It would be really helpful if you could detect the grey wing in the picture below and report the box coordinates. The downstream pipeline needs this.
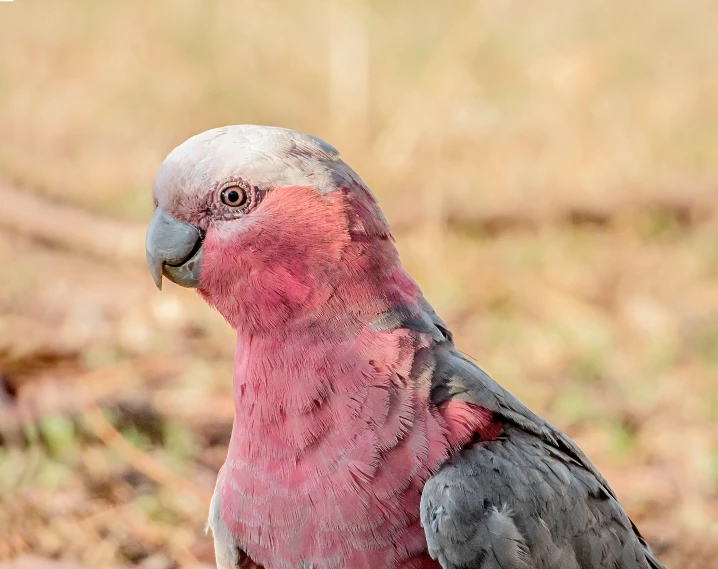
[420,341,665,569]
[371,297,666,569]
[421,426,659,569]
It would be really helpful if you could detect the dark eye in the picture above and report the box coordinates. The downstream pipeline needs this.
[221,186,248,207]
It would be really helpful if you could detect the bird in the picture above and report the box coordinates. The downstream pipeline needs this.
[145,125,666,569]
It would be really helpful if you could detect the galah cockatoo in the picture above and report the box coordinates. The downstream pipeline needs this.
[145,126,666,569]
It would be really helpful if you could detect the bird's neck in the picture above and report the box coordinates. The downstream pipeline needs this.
[224,256,431,459]
[228,263,419,421]
[225,320,389,463]
[219,304,498,569]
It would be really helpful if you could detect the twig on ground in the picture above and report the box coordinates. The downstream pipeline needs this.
[0,180,145,266]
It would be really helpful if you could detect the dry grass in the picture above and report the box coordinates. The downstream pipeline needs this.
[0,1,717,568]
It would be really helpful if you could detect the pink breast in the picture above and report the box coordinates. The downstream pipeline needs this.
[218,327,499,569]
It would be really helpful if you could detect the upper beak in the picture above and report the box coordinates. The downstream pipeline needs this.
[145,207,203,290]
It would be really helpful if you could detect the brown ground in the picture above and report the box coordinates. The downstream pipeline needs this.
[0,1,717,568]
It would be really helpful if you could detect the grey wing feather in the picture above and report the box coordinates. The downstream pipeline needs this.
[421,427,662,569]
[378,298,666,569]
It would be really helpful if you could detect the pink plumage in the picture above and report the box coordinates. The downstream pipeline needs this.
[196,183,498,568]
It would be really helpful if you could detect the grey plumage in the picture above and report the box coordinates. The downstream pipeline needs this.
[403,299,667,569]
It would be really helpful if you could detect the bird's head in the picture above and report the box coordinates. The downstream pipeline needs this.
[146,125,416,333]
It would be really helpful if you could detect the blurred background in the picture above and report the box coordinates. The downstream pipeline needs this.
[0,1,717,568]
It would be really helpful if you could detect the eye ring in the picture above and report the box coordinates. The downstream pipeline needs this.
[220,186,249,208]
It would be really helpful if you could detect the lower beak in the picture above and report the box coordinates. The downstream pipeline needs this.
[145,207,203,290]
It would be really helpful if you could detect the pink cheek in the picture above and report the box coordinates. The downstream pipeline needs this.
[197,231,245,289]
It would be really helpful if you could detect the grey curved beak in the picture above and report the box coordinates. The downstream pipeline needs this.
[145,207,203,290]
